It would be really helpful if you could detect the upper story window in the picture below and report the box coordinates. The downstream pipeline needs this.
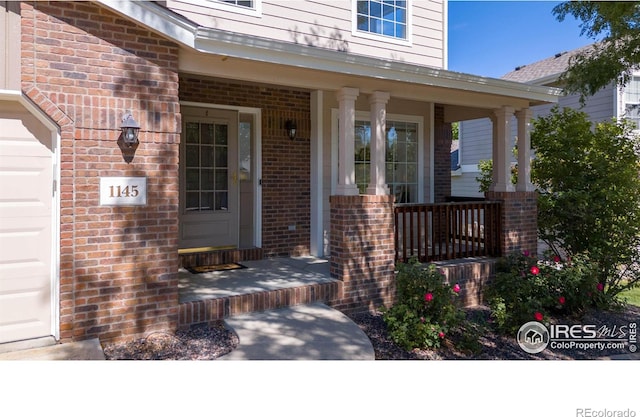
[210,0,262,16]
[221,0,253,8]
[356,0,408,40]
[623,76,640,129]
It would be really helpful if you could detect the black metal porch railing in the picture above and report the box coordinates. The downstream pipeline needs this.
[394,201,502,262]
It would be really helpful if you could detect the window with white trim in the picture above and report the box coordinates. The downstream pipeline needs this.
[623,75,640,128]
[221,0,253,8]
[354,119,419,203]
[356,0,408,40]
[208,0,262,16]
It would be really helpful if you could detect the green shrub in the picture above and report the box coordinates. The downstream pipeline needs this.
[532,107,640,297]
[486,251,612,334]
[382,260,464,350]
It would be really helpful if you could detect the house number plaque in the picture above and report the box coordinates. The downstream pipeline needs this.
[100,177,147,206]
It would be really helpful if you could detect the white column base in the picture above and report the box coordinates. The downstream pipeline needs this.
[336,184,360,196]
[366,185,390,195]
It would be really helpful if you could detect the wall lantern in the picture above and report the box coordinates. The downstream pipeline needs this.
[285,119,297,140]
[120,112,140,147]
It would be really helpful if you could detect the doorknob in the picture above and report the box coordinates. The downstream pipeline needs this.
[232,171,238,185]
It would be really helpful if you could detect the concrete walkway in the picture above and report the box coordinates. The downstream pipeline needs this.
[0,338,105,360]
[0,303,375,360]
[220,303,375,360]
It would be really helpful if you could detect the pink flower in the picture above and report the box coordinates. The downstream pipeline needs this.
[553,256,561,263]
[453,283,461,294]
[558,296,566,305]
[438,331,445,339]
[534,311,544,321]
[530,266,540,275]
[523,250,530,257]
[597,283,604,292]
[424,293,433,302]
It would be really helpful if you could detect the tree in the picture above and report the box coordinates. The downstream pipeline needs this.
[532,107,640,297]
[553,1,640,101]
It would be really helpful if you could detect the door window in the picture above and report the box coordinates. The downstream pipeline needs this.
[184,121,229,212]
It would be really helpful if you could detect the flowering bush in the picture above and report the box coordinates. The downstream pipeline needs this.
[382,259,464,350]
[486,251,608,334]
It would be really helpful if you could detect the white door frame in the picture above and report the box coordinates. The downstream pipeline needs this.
[0,90,60,341]
[180,101,262,248]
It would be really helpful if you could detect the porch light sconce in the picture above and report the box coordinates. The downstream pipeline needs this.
[285,119,297,140]
[120,112,141,148]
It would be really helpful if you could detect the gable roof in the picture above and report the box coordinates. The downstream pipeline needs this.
[501,43,596,84]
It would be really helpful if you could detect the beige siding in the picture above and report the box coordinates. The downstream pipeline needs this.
[1,1,21,90]
[166,0,445,68]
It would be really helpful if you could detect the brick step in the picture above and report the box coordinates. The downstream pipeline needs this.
[178,280,343,328]
[179,247,263,269]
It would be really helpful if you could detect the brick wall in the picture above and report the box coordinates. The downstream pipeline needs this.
[433,104,452,203]
[179,76,311,257]
[485,191,538,256]
[435,258,497,306]
[22,1,181,343]
[328,194,396,314]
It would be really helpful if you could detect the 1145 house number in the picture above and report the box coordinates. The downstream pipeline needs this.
[108,184,140,198]
[100,177,147,206]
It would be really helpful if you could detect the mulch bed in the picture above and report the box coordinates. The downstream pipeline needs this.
[102,305,640,360]
[350,304,640,360]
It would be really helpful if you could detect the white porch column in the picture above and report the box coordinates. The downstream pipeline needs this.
[367,91,390,195]
[490,106,515,192]
[335,87,360,196]
[516,108,534,192]
[310,90,324,257]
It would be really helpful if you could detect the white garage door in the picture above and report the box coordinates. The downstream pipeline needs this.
[0,102,55,344]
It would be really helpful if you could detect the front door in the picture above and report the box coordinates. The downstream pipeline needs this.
[179,107,239,249]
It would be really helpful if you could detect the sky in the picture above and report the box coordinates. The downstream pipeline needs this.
[447,1,600,78]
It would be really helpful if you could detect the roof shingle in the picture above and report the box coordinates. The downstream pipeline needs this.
[501,43,595,84]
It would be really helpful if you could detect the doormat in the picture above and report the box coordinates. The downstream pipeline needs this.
[186,263,247,274]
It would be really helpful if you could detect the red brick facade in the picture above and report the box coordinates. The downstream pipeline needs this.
[13,1,532,345]
[22,1,181,342]
[329,195,396,314]
[433,104,452,203]
[485,191,538,256]
[436,258,497,306]
[179,76,312,257]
